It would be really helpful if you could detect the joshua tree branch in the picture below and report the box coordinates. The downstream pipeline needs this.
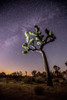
[29,45,39,52]
[40,36,55,50]
[31,45,37,49]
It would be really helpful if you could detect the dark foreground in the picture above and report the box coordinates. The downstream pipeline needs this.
[0,81,67,100]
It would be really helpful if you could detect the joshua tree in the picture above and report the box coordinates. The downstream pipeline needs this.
[31,70,37,77]
[0,72,6,77]
[65,61,67,66]
[53,65,60,76]
[25,71,27,76]
[22,25,56,86]
[37,71,41,76]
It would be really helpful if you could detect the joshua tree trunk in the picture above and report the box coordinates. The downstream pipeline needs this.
[41,50,53,86]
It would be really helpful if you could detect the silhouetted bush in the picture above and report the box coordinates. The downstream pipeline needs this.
[35,76,45,83]
[24,77,32,84]
[34,86,44,95]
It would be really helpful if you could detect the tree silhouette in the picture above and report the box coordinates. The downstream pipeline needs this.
[31,70,37,77]
[25,71,27,76]
[37,71,41,76]
[22,25,56,86]
[0,72,6,77]
[65,61,67,66]
[11,71,22,76]
[53,65,60,77]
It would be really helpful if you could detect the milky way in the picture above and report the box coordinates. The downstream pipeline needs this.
[0,0,67,74]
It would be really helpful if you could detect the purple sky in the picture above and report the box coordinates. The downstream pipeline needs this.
[0,0,67,74]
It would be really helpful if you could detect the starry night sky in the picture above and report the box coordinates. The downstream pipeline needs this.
[0,0,67,75]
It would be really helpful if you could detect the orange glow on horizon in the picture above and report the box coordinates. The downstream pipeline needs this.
[0,69,32,76]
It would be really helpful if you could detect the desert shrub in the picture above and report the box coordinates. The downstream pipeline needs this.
[24,77,32,84]
[53,79,59,83]
[35,76,45,83]
[34,86,44,95]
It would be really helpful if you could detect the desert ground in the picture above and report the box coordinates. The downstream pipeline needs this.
[0,79,67,100]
